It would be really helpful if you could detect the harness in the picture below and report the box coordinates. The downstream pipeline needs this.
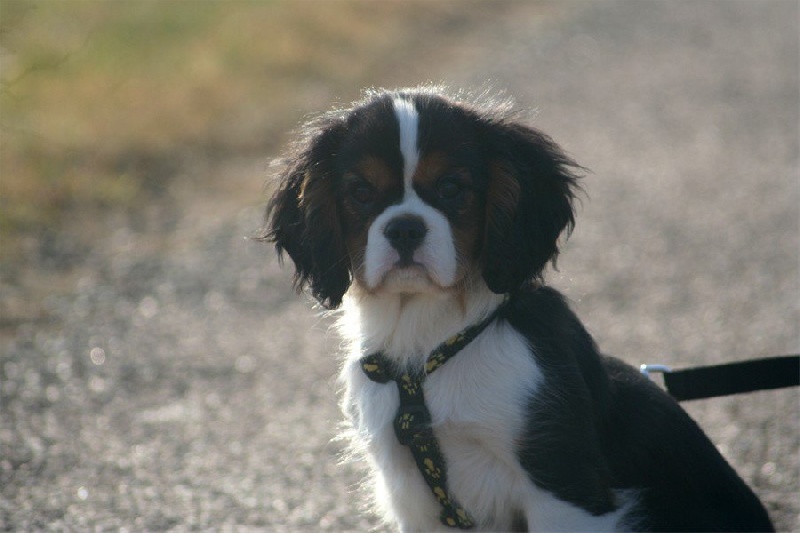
[359,305,505,529]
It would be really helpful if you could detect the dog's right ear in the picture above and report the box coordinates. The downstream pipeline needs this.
[261,118,352,309]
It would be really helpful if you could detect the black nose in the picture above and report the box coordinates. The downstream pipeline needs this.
[384,215,427,258]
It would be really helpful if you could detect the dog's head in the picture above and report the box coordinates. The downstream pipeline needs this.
[264,88,581,309]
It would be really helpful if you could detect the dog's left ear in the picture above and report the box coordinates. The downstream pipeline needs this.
[482,120,581,294]
[262,120,352,309]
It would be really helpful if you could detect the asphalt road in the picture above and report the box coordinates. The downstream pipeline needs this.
[2,1,797,531]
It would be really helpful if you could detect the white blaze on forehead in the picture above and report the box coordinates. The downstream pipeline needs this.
[392,96,420,189]
[362,97,459,292]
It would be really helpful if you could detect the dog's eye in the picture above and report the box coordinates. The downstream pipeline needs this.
[348,181,376,205]
[436,176,464,200]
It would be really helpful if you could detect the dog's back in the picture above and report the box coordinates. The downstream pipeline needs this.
[508,286,773,532]
[602,357,773,531]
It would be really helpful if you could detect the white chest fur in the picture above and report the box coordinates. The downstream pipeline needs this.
[341,318,544,530]
[339,303,638,532]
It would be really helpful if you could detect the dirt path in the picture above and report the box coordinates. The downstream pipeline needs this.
[2,2,797,531]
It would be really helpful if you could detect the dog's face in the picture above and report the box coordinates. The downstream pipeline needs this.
[266,88,580,308]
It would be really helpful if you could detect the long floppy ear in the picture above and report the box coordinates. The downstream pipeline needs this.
[262,120,351,309]
[482,121,581,293]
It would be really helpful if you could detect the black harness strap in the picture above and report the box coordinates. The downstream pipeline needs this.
[360,306,504,530]
[660,355,800,401]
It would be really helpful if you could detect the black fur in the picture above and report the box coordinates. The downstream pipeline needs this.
[504,286,774,531]
[264,116,352,308]
[480,121,581,293]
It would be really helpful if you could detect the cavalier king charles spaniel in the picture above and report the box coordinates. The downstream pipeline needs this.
[263,87,772,532]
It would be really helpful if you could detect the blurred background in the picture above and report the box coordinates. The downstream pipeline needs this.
[1,1,797,530]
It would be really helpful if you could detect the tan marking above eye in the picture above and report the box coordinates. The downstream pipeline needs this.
[412,152,474,197]
[411,152,452,188]
[352,156,396,190]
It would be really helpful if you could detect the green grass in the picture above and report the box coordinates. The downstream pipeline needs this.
[0,0,485,248]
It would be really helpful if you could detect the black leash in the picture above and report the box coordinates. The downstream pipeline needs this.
[641,354,800,401]
[360,306,505,530]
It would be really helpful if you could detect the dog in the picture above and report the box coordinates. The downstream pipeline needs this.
[263,87,773,531]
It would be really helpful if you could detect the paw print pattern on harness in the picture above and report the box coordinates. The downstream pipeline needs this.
[358,305,505,529]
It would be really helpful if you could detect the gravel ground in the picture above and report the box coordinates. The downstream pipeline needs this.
[2,1,797,531]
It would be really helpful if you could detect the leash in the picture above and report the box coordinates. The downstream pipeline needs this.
[360,305,505,529]
[640,354,800,401]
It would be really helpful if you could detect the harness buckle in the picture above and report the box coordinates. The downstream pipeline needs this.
[394,404,433,446]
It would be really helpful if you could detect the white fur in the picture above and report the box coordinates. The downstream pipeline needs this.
[363,195,459,291]
[392,96,420,186]
[362,98,459,292]
[338,286,638,531]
